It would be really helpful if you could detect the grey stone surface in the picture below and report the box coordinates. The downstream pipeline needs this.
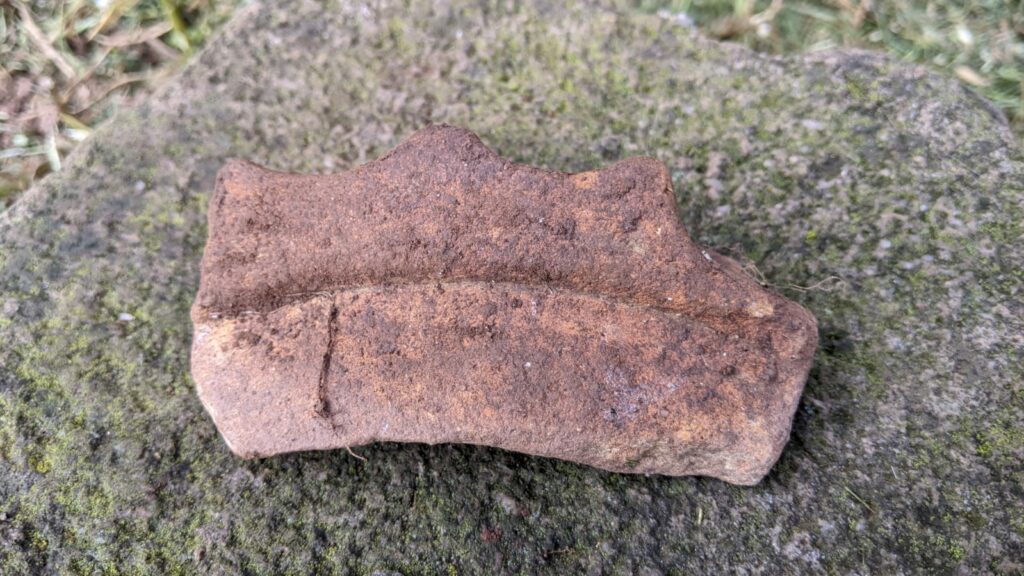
[0,1,1021,573]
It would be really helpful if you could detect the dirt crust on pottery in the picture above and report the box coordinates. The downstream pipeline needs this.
[190,125,817,485]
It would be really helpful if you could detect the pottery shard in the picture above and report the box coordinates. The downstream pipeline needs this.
[190,125,817,485]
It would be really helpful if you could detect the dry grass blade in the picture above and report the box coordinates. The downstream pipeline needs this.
[70,71,153,116]
[87,0,141,41]
[833,0,872,28]
[750,0,784,27]
[145,38,182,63]
[97,22,174,48]
[955,65,991,87]
[785,276,847,295]
[345,446,368,462]
[15,1,78,79]
[58,46,116,103]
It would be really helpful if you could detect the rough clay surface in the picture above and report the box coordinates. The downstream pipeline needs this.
[1,1,1022,574]
[191,126,818,485]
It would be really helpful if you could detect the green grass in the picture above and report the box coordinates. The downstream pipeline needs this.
[1,0,1022,207]
[645,0,1024,126]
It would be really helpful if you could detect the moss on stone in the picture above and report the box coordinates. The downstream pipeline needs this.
[0,1,1021,573]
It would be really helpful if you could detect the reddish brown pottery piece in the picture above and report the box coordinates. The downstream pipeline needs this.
[190,125,818,485]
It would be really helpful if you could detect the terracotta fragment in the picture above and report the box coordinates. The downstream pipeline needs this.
[190,125,817,485]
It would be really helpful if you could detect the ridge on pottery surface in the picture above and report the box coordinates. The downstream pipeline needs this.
[190,125,818,485]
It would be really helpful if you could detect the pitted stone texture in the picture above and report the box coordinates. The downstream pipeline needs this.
[191,126,817,485]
